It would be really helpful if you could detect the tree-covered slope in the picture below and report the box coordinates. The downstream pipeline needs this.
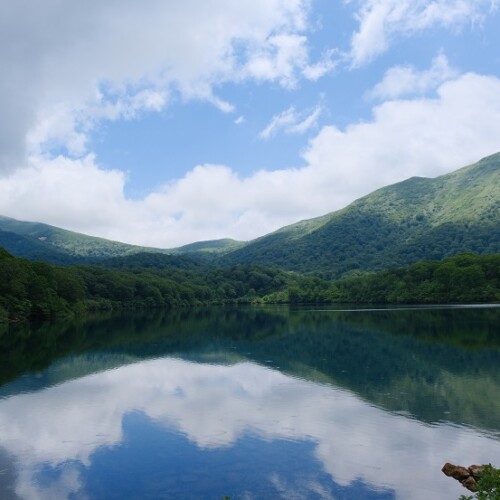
[0,245,322,322]
[0,229,81,264]
[220,153,500,277]
[100,252,209,272]
[169,238,246,256]
[0,215,165,263]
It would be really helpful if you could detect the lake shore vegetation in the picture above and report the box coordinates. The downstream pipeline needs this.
[0,246,498,323]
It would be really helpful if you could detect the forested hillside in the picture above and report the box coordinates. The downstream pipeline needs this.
[0,247,336,322]
[0,215,165,263]
[336,253,500,304]
[219,153,500,277]
[168,238,245,255]
[1,246,497,325]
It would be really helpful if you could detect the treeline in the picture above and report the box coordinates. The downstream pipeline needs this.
[335,253,500,304]
[242,253,499,304]
[0,248,498,324]
[0,247,328,322]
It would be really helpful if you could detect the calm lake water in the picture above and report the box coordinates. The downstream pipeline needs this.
[0,305,499,500]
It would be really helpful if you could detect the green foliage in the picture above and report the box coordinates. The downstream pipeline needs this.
[0,215,166,264]
[219,153,500,277]
[0,304,8,324]
[102,252,207,271]
[0,247,306,320]
[337,253,499,304]
[460,465,500,500]
[170,238,245,255]
[0,241,497,325]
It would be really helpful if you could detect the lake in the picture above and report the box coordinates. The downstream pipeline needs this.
[0,305,499,499]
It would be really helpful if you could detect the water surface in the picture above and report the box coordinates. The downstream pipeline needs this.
[0,305,499,499]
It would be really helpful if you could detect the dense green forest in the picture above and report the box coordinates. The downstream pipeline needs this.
[0,246,498,324]
[0,246,335,322]
[336,253,500,304]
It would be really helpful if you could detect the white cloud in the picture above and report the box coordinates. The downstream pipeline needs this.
[290,106,322,134]
[302,72,500,195]
[0,73,498,247]
[0,0,320,174]
[302,49,339,80]
[260,105,322,140]
[242,35,338,85]
[242,34,310,88]
[349,0,500,66]
[0,155,133,234]
[260,107,298,139]
[2,2,498,249]
[369,54,458,99]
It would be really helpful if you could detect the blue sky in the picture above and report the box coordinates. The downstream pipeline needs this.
[0,0,499,247]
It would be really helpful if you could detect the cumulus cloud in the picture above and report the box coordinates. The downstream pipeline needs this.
[1,1,498,248]
[243,38,337,85]
[302,73,500,193]
[349,0,500,66]
[0,0,320,174]
[368,53,458,99]
[0,155,134,235]
[242,34,310,88]
[0,73,498,248]
[1,73,500,246]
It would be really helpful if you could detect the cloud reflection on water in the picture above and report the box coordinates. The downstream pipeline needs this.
[0,357,498,499]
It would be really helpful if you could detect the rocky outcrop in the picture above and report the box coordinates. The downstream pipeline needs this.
[442,463,485,492]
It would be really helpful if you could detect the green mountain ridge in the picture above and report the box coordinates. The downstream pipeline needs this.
[0,215,167,263]
[0,153,499,276]
[219,153,500,277]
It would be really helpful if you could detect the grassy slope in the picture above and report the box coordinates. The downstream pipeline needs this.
[220,153,500,277]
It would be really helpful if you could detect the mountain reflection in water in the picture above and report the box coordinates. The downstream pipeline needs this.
[0,305,499,499]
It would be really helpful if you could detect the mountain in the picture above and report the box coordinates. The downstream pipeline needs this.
[218,153,500,277]
[0,215,241,265]
[0,216,166,264]
[1,153,499,274]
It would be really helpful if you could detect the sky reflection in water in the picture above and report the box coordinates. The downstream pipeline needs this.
[0,306,499,499]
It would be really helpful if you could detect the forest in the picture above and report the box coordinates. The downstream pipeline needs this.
[0,246,498,324]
